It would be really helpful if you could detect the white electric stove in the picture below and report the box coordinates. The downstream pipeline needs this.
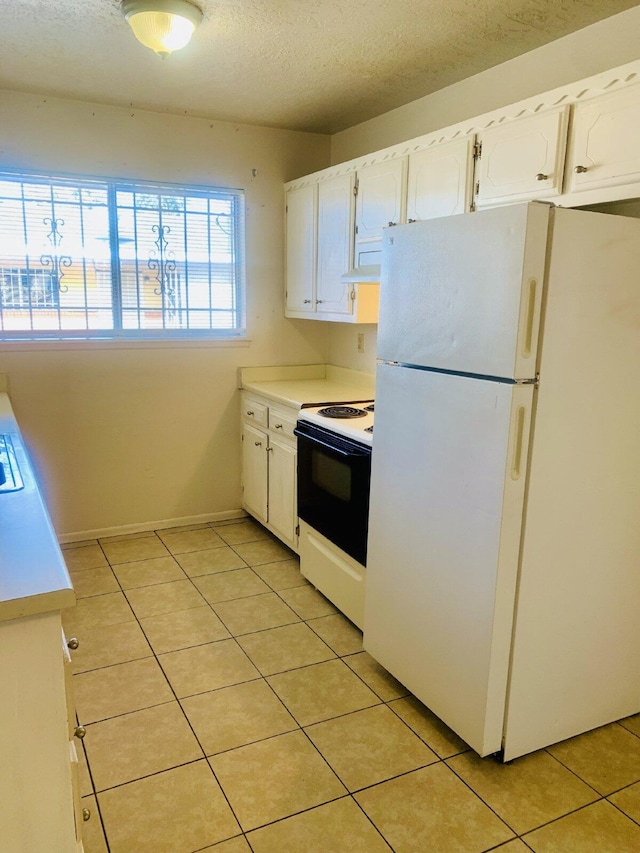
[294,400,375,628]
[297,402,374,446]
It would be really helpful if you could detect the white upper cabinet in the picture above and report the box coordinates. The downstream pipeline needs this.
[354,157,407,267]
[316,173,355,316]
[284,64,640,323]
[475,106,570,207]
[406,138,475,221]
[566,84,640,194]
[285,184,316,315]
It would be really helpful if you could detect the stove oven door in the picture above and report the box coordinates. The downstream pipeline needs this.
[294,421,372,566]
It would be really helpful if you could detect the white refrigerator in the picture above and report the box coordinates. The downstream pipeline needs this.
[364,202,640,761]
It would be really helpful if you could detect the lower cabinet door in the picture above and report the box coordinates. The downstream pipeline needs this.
[267,436,297,546]
[242,423,268,524]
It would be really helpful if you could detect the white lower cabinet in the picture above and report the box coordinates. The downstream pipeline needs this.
[0,612,85,852]
[241,421,269,524]
[265,435,297,546]
[241,393,298,551]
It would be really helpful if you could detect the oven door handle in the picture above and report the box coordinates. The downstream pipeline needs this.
[293,426,370,458]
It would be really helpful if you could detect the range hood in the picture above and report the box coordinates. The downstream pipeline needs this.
[341,264,380,283]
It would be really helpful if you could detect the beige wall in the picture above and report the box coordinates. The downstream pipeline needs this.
[331,5,640,163]
[0,91,331,537]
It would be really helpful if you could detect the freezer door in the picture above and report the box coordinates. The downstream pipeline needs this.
[377,202,549,380]
[364,363,534,755]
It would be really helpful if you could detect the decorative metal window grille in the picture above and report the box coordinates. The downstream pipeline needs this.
[0,171,245,339]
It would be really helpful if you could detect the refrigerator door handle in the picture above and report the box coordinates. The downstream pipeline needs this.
[511,406,526,480]
[522,278,537,359]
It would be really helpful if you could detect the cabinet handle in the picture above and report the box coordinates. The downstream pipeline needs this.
[407,218,416,223]
[303,299,312,304]
[274,423,283,429]
[535,173,548,181]
[246,410,254,416]
[574,165,588,174]
[254,441,262,447]
[82,808,91,822]
[74,725,86,740]
[316,299,324,304]
[67,637,79,650]
[388,221,397,226]
[266,447,273,452]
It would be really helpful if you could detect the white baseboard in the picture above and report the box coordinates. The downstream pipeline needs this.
[58,509,248,544]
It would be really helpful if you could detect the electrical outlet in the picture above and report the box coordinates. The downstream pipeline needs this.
[357,332,365,353]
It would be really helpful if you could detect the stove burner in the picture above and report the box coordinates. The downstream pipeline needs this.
[317,405,367,419]
[364,403,375,412]
[365,425,374,433]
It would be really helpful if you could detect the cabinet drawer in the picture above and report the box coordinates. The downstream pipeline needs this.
[242,398,268,427]
[268,408,297,439]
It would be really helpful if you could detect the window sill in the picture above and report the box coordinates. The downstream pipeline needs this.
[0,336,251,352]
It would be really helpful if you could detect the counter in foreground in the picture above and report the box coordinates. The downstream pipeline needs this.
[0,393,75,621]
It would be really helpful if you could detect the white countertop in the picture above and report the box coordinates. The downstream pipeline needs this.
[0,394,75,622]
[239,364,375,409]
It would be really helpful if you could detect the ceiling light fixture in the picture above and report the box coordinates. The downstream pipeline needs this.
[121,0,203,57]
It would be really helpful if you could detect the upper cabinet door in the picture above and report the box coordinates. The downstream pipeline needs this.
[355,158,407,267]
[475,106,570,207]
[285,184,316,315]
[316,173,355,316]
[566,85,640,194]
[406,138,474,222]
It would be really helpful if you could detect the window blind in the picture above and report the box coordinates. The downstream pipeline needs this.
[0,171,245,339]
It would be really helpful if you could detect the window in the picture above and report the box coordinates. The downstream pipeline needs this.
[0,171,245,339]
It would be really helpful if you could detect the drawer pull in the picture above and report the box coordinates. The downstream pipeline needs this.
[535,173,548,181]
[254,441,262,447]
[67,637,79,650]
[274,423,283,429]
[82,808,91,822]
[574,165,588,174]
[246,410,254,416]
[266,447,273,452]
[303,299,312,304]
[74,725,86,740]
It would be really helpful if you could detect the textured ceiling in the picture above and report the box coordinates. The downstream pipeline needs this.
[0,0,637,133]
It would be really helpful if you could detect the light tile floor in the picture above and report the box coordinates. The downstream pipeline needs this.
[62,519,640,853]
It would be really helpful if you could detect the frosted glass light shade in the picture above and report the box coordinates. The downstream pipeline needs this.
[121,0,203,56]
